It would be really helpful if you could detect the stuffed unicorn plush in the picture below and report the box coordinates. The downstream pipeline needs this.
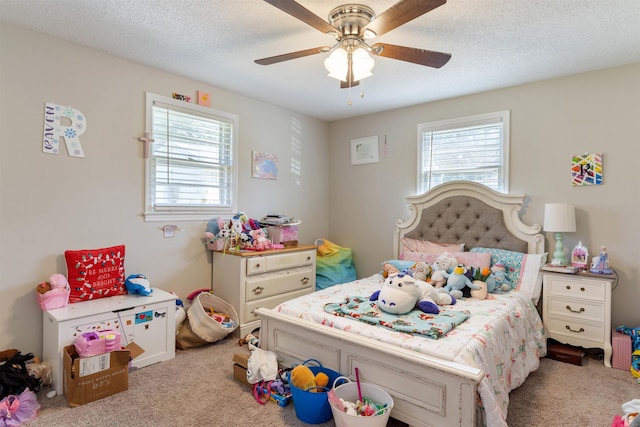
[370,271,455,315]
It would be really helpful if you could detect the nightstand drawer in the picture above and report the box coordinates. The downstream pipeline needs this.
[546,296,605,322]
[547,276,605,301]
[245,266,313,301]
[246,250,314,275]
[244,288,312,322]
[545,315,604,342]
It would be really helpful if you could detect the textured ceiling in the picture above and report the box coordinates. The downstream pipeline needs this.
[2,0,639,121]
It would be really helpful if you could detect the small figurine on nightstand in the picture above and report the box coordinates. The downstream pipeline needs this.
[590,245,613,274]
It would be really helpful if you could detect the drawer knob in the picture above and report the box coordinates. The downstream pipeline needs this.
[255,263,261,268]
[252,286,264,294]
[301,277,310,285]
[565,285,570,290]
[565,305,585,313]
[565,325,585,333]
[581,287,585,292]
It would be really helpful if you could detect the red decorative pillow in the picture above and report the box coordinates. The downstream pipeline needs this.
[65,245,127,303]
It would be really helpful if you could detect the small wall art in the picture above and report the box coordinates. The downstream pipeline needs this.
[350,136,379,165]
[252,151,278,180]
[571,152,603,186]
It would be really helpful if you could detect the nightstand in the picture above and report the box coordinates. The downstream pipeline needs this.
[542,271,615,367]
[211,245,316,337]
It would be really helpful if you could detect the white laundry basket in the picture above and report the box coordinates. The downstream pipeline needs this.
[187,292,238,342]
[329,377,394,427]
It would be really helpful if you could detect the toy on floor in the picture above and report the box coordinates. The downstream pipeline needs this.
[370,271,455,315]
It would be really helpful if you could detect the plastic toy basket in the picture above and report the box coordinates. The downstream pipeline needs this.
[187,292,238,343]
[329,377,394,427]
[289,359,343,424]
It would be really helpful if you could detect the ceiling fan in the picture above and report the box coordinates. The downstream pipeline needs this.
[255,0,452,89]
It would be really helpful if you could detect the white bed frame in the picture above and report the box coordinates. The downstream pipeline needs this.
[256,182,544,427]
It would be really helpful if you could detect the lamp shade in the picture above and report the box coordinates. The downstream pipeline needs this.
[324,48,348,81]
[543,203,576,232]
[351,47,374,81]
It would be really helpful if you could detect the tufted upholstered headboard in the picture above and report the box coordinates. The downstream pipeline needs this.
[393,181,544,259]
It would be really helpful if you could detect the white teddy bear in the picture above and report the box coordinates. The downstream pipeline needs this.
[430,252,457,288]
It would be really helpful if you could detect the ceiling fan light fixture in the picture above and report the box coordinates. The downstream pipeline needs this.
[351,47,374,81]
[324,48,349,81]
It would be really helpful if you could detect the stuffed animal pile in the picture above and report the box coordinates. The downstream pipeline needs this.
[381,251,515,301]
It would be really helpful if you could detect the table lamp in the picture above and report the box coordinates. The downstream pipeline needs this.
[543,203,576,266]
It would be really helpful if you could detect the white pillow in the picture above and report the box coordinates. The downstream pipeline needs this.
[516,253,547,304]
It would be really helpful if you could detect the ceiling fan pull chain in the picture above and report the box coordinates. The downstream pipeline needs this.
[360,80,365,99]
[348,84,353,106]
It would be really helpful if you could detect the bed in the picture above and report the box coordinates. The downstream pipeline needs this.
[255,181,547,427]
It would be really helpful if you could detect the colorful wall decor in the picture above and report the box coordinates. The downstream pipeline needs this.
[43,102,87,157]
[252,151,278,179]
[197,91,211,107]
[571,152,603,186]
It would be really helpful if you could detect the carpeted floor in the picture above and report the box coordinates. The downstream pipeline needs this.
[24,335,638,426]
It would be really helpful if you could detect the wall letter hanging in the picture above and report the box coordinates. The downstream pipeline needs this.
[42,102,87,157]
[571,152,602,186]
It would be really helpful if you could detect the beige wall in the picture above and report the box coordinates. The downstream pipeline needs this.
[0,23,330,354]
[2,21,638,356]
[327,63,640,328]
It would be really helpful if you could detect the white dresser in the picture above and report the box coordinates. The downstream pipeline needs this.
[211,245,316,337]
[542,271,614,367]
[43,288,177,396]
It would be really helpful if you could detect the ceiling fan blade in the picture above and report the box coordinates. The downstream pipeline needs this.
[255,46,330,65]
[364,0,446,37]
[263,0,340,36]
[371,43,451,68]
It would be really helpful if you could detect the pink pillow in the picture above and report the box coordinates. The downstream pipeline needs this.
[401,238,464,255]
[400,251,491,269]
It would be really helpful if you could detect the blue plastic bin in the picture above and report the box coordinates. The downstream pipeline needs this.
[289,359,343,424]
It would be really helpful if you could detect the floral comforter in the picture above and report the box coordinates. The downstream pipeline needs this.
[274,274,547,427]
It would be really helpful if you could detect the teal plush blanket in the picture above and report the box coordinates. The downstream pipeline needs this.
[323,296,470,339]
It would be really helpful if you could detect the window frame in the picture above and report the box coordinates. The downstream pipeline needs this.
[143,92,239,222]
[416,110,510,194]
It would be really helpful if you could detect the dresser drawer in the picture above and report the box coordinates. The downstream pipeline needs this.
[546,276,605,301]
[244,288,312,322]
[246,250,314,275]
[545,315,604,342]
[245,266,313,301]
[546,296,605,322]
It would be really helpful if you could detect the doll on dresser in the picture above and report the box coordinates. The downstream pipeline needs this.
[590,245,612,274]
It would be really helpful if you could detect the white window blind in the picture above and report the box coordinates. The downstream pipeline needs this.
[144,93,238,221]
[417,111,509,193]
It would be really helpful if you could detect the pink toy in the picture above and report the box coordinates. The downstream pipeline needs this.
[35,274,70,310]
[249,228,271,251]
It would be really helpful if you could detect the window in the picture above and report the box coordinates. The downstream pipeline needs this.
[417,111,510,193]
[144,93,238,221]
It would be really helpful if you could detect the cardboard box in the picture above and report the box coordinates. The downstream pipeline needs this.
[63,345,131,406]
[232,353,252,387]
[612,328,632,370]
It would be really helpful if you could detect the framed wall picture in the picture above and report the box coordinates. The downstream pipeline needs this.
[252,151,278,179]
[350,136,379,165]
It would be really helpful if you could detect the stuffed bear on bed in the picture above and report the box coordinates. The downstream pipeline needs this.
[370,271,456,315]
